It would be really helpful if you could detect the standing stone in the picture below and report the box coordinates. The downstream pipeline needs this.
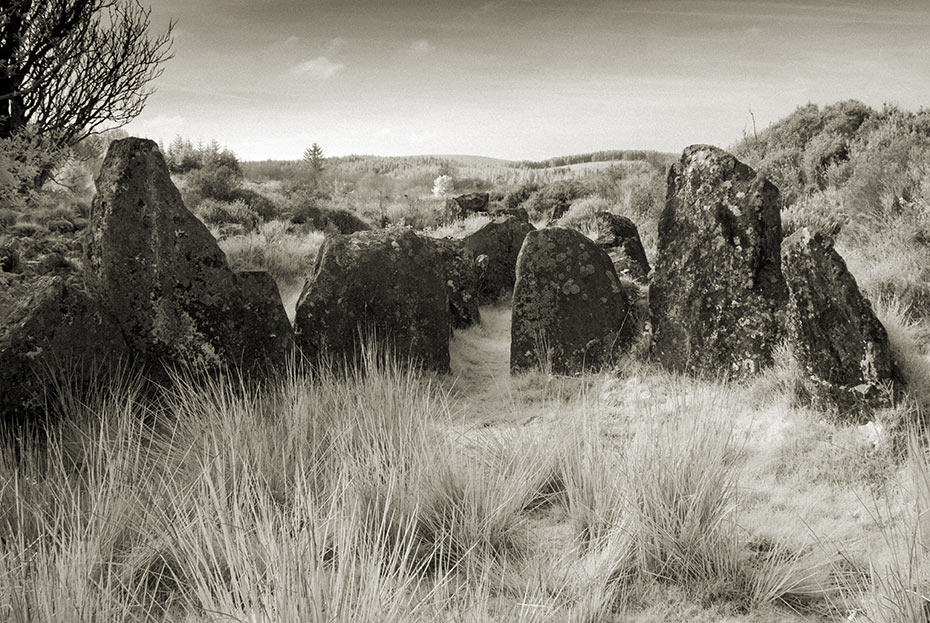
[0,277,130,428]
[429,237,481,329]
[88,137,290,374]
[231,271,295,372]
[511,227,635,374]
[294,228,451,372]
[782,228,902,415]
[650,145,787,380]
[463,215,534,303]
[593,212,651,282]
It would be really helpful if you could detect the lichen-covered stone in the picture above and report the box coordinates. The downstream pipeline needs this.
[511,227,635,374]
[294,228,451,372]
[88,137,287,374]
[462,216,534,303]
[650,145,787,380]
[0,277,130,428]
[782,228,902,416]
[593,212,650,282]
[230,271,295,372]
[428,237,481,329]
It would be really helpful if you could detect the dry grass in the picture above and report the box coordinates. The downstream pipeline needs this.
[1,305,928,621]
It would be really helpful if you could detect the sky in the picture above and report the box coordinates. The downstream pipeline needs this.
[124,0,930,161]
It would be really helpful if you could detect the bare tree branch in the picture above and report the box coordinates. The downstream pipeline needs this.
[0,0,173,156]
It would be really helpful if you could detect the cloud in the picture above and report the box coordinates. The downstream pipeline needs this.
[410,39,433,54]
[290,56,345,79]
[283,35,300,46]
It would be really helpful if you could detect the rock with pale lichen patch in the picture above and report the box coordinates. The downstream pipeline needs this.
[650,145,787,380]
[294,228,451,372]
[511,227,635,374]
[782,227,902,417]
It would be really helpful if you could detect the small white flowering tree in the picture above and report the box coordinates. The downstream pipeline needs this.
[432,174,453,198]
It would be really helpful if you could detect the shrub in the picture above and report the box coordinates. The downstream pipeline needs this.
[290,200,370,234]
[556,195,612,234]
[195,198,260,230]
[522,179,587,220]
[503,182,540,210]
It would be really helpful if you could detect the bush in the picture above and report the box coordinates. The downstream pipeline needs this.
[195,199,260,230]
[522,179,587,220]
[185,161,243,203]
[290,201,370,234]
[503,182,540,210]
[556,195,612,234]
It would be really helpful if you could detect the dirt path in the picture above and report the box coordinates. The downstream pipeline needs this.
[446,304,518,423]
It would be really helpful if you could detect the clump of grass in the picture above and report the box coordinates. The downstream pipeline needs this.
[855,430,930,622]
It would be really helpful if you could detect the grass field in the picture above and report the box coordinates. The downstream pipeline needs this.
[1,304,926,622]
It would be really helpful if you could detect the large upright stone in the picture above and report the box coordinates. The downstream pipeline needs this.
[463,216,534,303]
[782,228,902,416]
[88,137,290,374]
[650,145,787,380]
[429,237,481,329]
[0,277,130,428]
[592,212,650,282]
[294,228,451,372]
[511,227,635,374]
[231,271,295,371]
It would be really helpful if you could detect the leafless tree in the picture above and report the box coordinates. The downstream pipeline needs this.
[0,0,174,149]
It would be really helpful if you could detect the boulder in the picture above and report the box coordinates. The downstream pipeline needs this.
[511,227,635,374]
[88,137,289,374]
[650,145,787,380]
[294,228,450,372]
[429,237,481,329]
[782,228,902,415]
[489,206,530,222]
[462,216,534,303]
[447,192,490,218]
[0,277,130,428]
[592,212,650,281]
[230,271,295,372]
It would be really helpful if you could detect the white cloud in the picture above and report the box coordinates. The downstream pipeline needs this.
[290,56,345,79]
[410,39,433,54]
[327,37,347,53]
[283,35,300,46]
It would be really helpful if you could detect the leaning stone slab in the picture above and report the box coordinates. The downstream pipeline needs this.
[650,145,787,380]
[511,227,635,374]
[294,228,451,372]
[782,228,902,416]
